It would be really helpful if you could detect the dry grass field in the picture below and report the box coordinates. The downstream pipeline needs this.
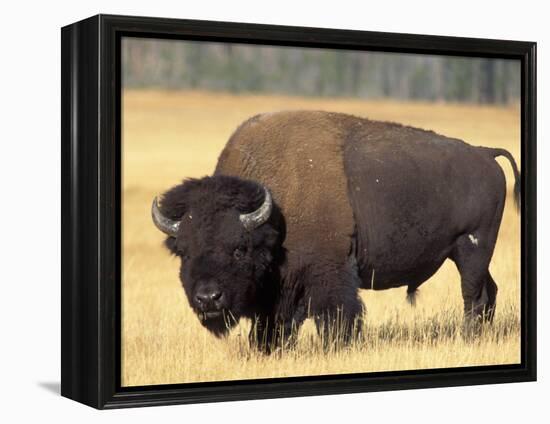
[122,90,520,387]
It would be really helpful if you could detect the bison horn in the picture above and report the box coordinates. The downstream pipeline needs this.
[239,187,272,231]
[151,197,181,237]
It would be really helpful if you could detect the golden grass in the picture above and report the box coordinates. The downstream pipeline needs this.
[122,90,520,386]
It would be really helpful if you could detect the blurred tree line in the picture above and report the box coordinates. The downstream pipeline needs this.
[123,38,520,104]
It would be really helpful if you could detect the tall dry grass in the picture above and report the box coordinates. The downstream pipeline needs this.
[122,90,520,386]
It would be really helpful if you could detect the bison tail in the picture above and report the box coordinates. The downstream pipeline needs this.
[485,147,521,212]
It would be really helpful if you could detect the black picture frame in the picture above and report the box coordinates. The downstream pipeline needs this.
[61,14,537,409]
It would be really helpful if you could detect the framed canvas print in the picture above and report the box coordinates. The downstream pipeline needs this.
[61,14,536,409]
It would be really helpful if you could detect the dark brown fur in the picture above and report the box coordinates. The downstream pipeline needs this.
[158,110,520,351]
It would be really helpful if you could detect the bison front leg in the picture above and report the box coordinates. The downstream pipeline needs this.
[307,266,364,350]
[248,313,304,354]
[248,314,275,353]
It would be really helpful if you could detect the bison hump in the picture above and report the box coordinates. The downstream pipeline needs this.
[215,111,355,265]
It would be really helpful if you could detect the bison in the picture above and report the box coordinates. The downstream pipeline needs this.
[152,111,520,351]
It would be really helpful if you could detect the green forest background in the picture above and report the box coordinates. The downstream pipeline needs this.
[122,37,520,104]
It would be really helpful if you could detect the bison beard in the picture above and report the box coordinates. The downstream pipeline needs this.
[153,110,520,353]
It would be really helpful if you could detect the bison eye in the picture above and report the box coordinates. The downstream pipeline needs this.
[233,247,246,260]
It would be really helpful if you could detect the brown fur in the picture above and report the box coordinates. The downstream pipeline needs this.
[159,110,519,350]
[216,110,519,324]
[216,111,356,268]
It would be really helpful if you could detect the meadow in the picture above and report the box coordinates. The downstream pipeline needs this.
[122,90,520,386]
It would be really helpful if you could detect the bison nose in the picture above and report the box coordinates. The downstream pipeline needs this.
[195,288,223,306]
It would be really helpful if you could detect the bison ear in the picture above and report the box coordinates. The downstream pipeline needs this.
[164,236,179,255]
[157,179,203,254]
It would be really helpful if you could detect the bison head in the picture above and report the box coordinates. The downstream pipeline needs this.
[151,175,283,337]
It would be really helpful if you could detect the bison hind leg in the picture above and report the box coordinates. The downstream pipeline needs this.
[451,232,499,326]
